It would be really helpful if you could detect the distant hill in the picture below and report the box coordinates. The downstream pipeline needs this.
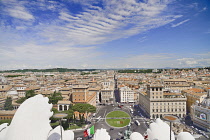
[0,68,97,73]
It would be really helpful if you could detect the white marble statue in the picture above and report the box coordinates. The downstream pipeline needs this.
[0,94,74,140]
[93,128,110,140]
[130,132,144,140]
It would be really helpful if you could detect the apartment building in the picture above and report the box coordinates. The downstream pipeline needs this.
[15,85,27,97]
[163,79,191,90]
[139,85,187,119]
[100,80,114,104]
[119,86,134,103]
[182,88,207,113]
[72,85,88,103]
[191,90,210,132]
[71,85,96,106]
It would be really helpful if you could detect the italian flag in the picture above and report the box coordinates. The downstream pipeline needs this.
[84,125,94,137]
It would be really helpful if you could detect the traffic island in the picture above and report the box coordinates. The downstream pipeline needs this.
[106,111,131,128]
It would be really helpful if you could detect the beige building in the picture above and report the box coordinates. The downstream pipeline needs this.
[71,85,96,106]
[72,85,89,103]
[139,85,187,119]
[163,79,191,90]
[100,81,114,104]
[191,90,210,132]
[182,88,207,114]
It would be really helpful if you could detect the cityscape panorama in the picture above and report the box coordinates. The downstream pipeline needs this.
[0,0,210,140]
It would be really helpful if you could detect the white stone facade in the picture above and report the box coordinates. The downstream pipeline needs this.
[119,86,134,103]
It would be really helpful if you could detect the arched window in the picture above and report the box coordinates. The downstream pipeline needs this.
[59,105,62,111]
[64,105,67,110]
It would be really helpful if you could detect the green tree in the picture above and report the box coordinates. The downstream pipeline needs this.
[16,97,26,104]
[72,103,86,113]
[63,109,74,123]
[25,90,36,99]
[15,90,36,104]
[72,103,96,123]
[4,97,13,110]
[50,108,59,123]
[48,91,63,104]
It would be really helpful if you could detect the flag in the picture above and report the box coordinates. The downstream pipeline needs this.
[84,130,88,137]
[88,125,95,135]
[84,125,94,137]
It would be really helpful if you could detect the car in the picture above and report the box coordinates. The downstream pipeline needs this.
[92,113,96,117]
[110,128,114,130]
[135,120,140,126]
[118,132,122,136]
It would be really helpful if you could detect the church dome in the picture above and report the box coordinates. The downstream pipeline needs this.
[201,89,210,107]
[201,98,210,107]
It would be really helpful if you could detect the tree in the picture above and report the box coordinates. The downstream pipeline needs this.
[50,108,59,123]
[63,109,74,123]
[72,103,96,123]
[15,90,36,104]
[4,97,13,110]
[85,104,96,113]
[25,90,36,99]
[72,103,87,113]
[16,97,26,104]
[48,91,63,104]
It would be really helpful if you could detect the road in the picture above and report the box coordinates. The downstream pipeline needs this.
[74,104,149,140]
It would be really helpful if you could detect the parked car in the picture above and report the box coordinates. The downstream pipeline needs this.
[110,128,114,130]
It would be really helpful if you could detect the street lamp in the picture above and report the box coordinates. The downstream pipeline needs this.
[53,113,68,140]
[162,115,179,140]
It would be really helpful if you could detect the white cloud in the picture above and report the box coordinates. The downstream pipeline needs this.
[2,0,34,21]
[0,42,102,70]
[171,19,190,27]
[38,0,179,46]
[0,0,207,70]
[177,54,210,67]
[7,5,34,20]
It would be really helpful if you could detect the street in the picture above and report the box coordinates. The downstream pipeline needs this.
[74,104,149,140]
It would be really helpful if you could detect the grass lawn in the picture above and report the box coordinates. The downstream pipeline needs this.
[106,111,130,118]
[106,111,130,127]
[106,119,130,127]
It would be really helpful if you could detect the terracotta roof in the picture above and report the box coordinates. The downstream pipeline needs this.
[189,88,205,93]
[163,92,182,96]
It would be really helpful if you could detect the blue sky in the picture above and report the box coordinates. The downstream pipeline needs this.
[0,0,210,70]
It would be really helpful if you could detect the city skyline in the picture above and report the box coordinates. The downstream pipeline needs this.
[0,0,210,70]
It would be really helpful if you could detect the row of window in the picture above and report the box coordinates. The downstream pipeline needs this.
[153,107,185,110]
[152,96,162,98]
[151,88,162,91]
[74,99,84,100]
[0,117,12,120]
[152,102,185,105]
[152,108,185,112]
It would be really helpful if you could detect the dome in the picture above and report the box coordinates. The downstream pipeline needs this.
[201,89,210,107]
[201,98,210,107]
